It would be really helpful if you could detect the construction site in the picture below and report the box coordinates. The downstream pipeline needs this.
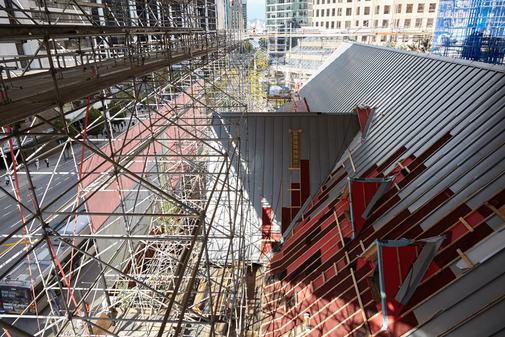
[0,0,270,335]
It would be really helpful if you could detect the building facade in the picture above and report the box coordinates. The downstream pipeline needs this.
[266,0,312,33]
[243,0,247,31]
[230,0,245,31]
[431,0,505,64]
[311,0,439,45]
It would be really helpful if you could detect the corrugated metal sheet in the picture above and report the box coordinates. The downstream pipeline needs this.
[209,112,360,260]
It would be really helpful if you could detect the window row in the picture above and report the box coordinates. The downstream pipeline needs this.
[313,17,434,28]
[379,3,437,14]
[315,0,436,6]
[315,0,371,3]
[315,3,436,17]
[315,7,372,16]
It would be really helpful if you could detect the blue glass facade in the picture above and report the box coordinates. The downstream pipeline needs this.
[432,0,505,64]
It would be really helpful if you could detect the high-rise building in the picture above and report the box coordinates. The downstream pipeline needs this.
[243,0,247,31]
[265,0,311,33]
[230,0,245,31]
[432,0,505,64]
[265,0,312,63]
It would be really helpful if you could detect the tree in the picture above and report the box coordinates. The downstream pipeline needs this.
[239,41,254,54]
[109,105,127,125]
[52,118,79,142]
[86,108,105,137]
[419,39,432,53]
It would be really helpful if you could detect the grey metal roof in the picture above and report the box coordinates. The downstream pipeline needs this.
[300,42,505,114]
[208,112,360,261]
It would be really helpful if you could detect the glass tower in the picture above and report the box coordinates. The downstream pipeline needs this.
[432,0,505,64]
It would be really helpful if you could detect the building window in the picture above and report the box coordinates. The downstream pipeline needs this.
[332,8,336,16]
[395,4,402,13]
[381,35,387,41]
[327,8,330,15]
[345,21,351,27]
[333,0,336,3]
[417,4,424,13]
[336,21,341,28]
[384,5,390,14]
[355,20,359,26]
[427,18,434,27]
[322,0,324,3]
[316,9,319,16]
[362,35,367,42]
[429,3,436,12]
[372,36,376,42]
[347,0,352,2]
[317,0,320,4]
[316,22,319,26]
[326,21,330,28]
[406,4,413,13]
[338,8,342,15]
[357,7,360,15]
[322,9,324,16]
[395,19,400,27]
[382,19,389,26]
[363,19,368,26]
[373,19,378,27]
[338,0,342,3]
[375,5,380,14]
[364,6,370,14]
[331,21,335,28]
[404,18,411,27]
[415,18,422,27]
[346,8,352,15]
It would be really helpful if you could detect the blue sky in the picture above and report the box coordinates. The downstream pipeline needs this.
[247,0,265,21]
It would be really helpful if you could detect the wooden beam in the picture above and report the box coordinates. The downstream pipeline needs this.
[456,248,474,268]
[347,148,356,173]
[398,162,411,173]
[350,268,371,336]
[459,217,474,232]
[193,280,207,313]
[485,201,505,222]
[334,210,346,248]
[361,244,378,262]
[342,182,350,199]
[397,247,402,285]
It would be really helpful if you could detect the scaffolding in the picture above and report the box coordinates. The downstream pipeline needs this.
[0,0,261,335]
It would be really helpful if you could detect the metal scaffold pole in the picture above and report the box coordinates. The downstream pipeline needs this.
[0,0,264,335]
